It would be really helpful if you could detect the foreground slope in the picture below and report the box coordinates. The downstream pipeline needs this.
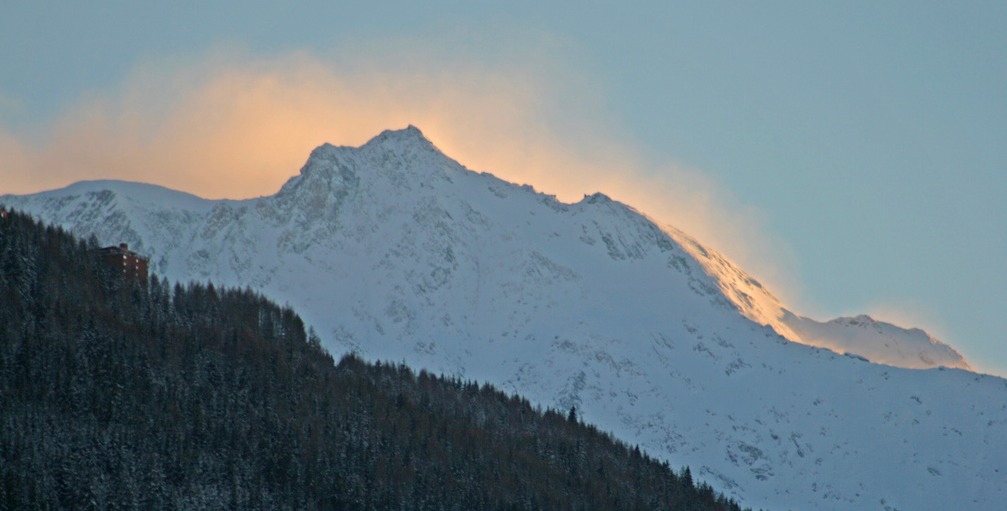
[3,127,1004,510]
[0,211,745,511]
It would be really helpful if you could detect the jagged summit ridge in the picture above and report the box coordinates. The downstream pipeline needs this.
[366,124,435,147]
[0,125,973,373]
[0,126,972,373]
[2,126,1003,511]
[281,126,456,195]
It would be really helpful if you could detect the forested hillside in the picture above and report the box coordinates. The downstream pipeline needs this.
[0,209,750,510]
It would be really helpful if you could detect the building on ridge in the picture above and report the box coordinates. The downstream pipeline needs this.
[96,243,149,284]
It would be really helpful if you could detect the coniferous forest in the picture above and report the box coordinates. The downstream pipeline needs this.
[0,210,752,510]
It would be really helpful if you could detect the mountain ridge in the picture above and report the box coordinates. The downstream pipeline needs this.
[18,129,968,371]
[2,126,1002,510]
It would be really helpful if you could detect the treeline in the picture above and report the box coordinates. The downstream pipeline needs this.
[0,209,753,510]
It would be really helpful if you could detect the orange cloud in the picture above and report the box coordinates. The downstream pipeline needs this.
[0,47,801,306]
[2,50,544,199]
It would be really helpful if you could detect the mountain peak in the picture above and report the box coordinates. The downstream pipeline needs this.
[364,124,435,150]
[582,192,614,204]
[275,125,455,216]
[297,125,437,170]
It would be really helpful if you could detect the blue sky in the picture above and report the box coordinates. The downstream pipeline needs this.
[2,2,1005,375]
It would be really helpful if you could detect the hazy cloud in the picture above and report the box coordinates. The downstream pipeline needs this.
[0,44,801,305]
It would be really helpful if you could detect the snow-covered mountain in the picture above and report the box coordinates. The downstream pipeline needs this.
[3,126,1003,510]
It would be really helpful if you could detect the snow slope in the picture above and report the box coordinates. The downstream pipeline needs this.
[664,226,970,371]
[3,126,1003,510]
